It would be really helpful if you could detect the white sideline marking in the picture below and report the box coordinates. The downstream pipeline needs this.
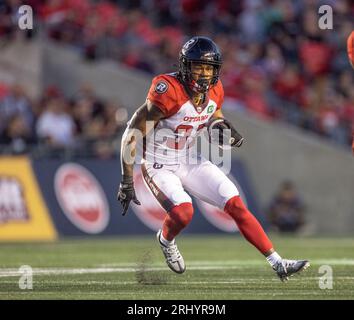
[97,258,354,267]
[0,259,353,278]
[0,265,237,278]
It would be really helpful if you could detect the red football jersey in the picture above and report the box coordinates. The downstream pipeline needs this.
[143,72,224,164]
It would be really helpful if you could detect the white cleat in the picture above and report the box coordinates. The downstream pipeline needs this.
[156,229,186,274]
[273,259,310,282]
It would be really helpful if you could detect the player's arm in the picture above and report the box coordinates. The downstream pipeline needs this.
[120,100,164,177]
[117,100,165,215]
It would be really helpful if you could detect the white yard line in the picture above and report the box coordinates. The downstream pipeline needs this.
[96,259,354,267]
[0,259,353,278]
[0,265,249,277]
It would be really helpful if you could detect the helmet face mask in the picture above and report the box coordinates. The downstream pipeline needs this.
[179,37,222,94]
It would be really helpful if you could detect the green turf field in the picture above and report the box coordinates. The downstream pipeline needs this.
[0,235,353,300]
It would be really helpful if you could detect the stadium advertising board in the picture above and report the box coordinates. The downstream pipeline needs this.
[0,157,57,241]
[54,163,110,234]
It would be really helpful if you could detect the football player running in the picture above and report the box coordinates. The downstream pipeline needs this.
[117,36,309,281]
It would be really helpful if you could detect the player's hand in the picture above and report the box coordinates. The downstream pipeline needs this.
[223,118,244,148]
[117,175,141,216]
[209,118,244,148]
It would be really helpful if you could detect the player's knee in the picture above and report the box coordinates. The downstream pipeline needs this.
[169,189,192,205]
[224,196,248,218]
[169,202,194,228]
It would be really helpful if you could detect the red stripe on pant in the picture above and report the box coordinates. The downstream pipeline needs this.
[224,195,273,254]
[162,202,194,241]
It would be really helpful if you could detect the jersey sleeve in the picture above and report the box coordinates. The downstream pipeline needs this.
[147,76,178,117]
[215,81,224,110]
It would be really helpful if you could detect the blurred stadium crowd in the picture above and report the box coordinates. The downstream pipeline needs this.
[0,0,353,157]
[0,81,128,158]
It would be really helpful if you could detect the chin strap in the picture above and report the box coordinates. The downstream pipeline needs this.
[188,79,209,93]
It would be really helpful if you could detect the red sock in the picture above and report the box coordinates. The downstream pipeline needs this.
[162,202,194,241]
[225,196,273,254]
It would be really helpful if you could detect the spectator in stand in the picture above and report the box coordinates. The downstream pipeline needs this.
[0,113,36,154]
[262,42,286,77]
[273,64,305,106]
[75,99,127,159]
[71,96,93,130]
[267,180,306,233]
[71,94,105,142]
[36,97,76,147]
[0,84,34,135]
[272,63,306,122]
[241,69,271,119]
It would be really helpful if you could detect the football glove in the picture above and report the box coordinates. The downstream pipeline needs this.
[117,175,141,216]
[207,118,244,149]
